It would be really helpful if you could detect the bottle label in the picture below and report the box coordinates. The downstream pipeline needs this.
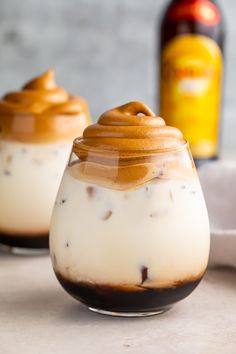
[168,0,221,26]
[160,34,223,158]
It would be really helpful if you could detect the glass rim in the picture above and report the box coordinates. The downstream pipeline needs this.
[72,137,189,156]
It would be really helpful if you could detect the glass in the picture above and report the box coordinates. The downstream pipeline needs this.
[50,137,210,317]
[0,70,91,252]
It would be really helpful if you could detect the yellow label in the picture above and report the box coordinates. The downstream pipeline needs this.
[160,34,223,159]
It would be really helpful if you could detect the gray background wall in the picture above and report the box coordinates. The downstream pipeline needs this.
[0,0,234,153]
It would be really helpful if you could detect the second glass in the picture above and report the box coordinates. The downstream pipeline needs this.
[0,69,91,251]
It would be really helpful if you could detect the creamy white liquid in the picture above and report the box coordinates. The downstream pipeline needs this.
[0,140,72,235]
[50,165,210,287]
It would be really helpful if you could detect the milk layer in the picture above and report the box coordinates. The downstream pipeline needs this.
[50,166,210,287]
[0,140,72,235]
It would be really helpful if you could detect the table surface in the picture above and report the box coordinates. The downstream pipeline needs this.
[0,250,236,354]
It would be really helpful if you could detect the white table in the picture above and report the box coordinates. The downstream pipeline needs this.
[0,251,236,354]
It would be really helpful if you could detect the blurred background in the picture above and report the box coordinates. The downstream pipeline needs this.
[0,0,234,153]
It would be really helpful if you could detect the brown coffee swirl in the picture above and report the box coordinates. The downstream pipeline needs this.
[0,69,91,143]
[81,101,183,152]
[71,102,187,190]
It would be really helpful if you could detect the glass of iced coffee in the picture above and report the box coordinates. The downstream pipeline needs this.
[50,102,210,317]
[0,69,91,251]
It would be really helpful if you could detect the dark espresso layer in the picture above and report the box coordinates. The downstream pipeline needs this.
[0,233,49,249]
[56,272,202,312]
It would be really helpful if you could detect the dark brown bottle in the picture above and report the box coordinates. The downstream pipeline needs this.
[159,0,225,166]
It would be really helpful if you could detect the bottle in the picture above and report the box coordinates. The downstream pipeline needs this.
[159,0,225,166]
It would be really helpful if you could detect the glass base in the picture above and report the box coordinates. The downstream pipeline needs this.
[56,272,202,317]
[88,306,171,318]
[0,243,49,256]
[10,247,49,256]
